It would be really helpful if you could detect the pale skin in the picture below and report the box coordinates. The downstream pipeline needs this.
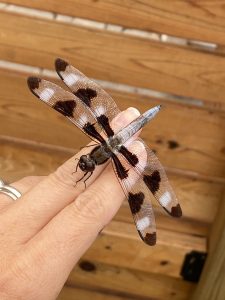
[0,108,141,300]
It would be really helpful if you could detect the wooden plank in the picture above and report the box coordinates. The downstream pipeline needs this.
[4,0,225,46]
[67,260,195,300]
[0,137,213,229]
[191,192,225,300]
[0,137,70,182]
[85,232,201,278]
[0,68,225,180]
[1,11,225,107]
[58,285,130,300]
[95,221,206,278]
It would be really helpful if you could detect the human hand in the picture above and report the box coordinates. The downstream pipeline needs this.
[0,107,140,300]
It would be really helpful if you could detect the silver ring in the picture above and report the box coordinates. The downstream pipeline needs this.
[0,179,21,201]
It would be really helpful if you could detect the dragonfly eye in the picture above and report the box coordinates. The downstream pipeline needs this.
[78,155,95,172]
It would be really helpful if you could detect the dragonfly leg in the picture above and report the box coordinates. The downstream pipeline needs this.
[72,158,80,175]
[83,172,93,188]
[74,171,93,188]
[79,143,98,150]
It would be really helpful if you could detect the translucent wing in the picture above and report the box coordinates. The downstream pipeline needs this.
[111,140,157,246]
[121,137,182,217]
[27,77,105,143]
[55,58,121,137]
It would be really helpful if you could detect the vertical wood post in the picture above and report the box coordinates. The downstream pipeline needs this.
[191,191,225,300]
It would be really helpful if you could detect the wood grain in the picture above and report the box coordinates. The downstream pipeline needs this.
[67,260,195,300]
[98,221,206,278]
[4,0,225,46]
[1,11,225,108]
[85,229,205,278]
[0,68,225,180]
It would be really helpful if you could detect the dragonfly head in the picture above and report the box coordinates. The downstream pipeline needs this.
[78,155,95,172]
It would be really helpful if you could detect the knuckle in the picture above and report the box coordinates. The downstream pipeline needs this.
[49,164,75,189]
[72,187,106,222]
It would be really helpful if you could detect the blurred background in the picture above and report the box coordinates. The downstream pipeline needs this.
[0,1,225,299]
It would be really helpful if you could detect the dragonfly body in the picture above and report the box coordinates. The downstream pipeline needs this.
[27,58,182,246]
[79,105,161,173]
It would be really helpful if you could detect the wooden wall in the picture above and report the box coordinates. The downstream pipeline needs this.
[0,1,225,299]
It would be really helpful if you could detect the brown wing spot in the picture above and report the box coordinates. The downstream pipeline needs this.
[27,77,41,97]
[97,114,114,137]
[74,88,97,107]
[128,192,144,214]
[144,232,156,246]
[112,154,128,180]
[137,230,156,246]
[119,146,138,167]
[55,58,68,72]
[163,203,182,217]
[171,204,182,217]
[53,100,76,117]
[143,170,161,195]
[83,122,105,143]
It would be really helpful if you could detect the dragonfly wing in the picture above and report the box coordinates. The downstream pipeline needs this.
[55,58,121,137]
[27,77,105,143]
[111,140,157,246]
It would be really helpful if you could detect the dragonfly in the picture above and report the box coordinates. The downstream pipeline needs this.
[27,58,182,246]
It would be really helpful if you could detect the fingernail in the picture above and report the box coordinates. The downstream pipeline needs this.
[127,107,140,117]
[111,107,140,132]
